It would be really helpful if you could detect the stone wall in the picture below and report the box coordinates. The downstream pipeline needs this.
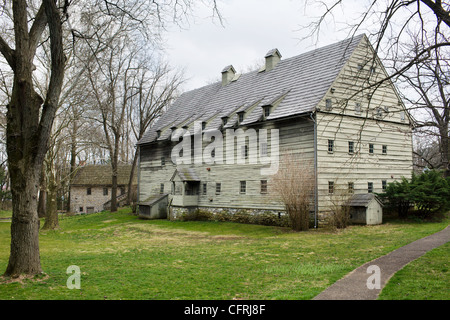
[70,186,128,213]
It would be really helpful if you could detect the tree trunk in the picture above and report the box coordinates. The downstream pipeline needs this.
[4,44,45,277]
[111,170,118,212]
[42,171,59,230]
[126,147,138,205]
[67,120,78,212]
[38,168,47,218]
[110,131,120,212]
[5,133,43,277]
[439,125,450,178]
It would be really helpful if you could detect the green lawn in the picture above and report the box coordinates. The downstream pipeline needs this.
[0,208,448,300]
[378,242,449,300]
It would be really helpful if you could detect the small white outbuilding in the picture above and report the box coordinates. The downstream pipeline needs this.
[346,194,383,225]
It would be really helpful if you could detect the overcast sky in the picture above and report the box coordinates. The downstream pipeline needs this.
[164,0,356,91]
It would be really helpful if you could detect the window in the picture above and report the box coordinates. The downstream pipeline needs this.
[87,188,91,195]
[156,130,161,138]
[368,182,373,193]
[369,143,374,154]
[160,183,164,194]
[241,145,248,159]
[120,187,126,195]
[202,183,207,195]
[202,122,206,130]
[240,181,246,194]
[400,111,406,121]
[382,145,387,155]
[355,102,362,115]
[325,99,332,111]
[79,207,83,213]
[328,140,334,153]
[348,141,354,154]
[264,106,271,118]
[382,180,387,191]
[238,112,244,123]
[103,188,108,196]
[222,117,228,126]
[261,180,268,194]
[376,107,383,118]
[348,182,354,194]
[328,181,334,194]
[161,157,166,166]
[216,183,221,195]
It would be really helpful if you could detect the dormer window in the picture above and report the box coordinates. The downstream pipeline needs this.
[202,122,206,130]
[238,112,245,123]
[221,117,228,126]
[263,106,271,118]
[156,130,161,138]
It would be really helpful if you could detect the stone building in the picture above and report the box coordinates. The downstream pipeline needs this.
[69,165,137,214]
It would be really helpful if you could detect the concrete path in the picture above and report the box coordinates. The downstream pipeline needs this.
[313,225,450,300]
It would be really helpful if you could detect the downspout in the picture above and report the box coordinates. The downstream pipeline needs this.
[136,145,141,214]
[310,112,318,229]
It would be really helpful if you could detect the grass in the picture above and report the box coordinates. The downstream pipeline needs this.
[0,210,11,219]
[378,242,449,300]
[0,208,448,300]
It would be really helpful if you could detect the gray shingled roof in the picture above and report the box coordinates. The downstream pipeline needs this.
[138,35,365,146]
[345,193,383,207]
[71,165,137,186]
[171,168,201,182]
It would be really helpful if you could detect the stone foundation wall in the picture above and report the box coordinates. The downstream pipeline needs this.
[169,206,333,228]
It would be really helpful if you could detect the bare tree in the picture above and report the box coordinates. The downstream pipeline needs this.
[395,34,449,176]
[83,31,141,212]
[0,0,65,277]
[0,0,221,277]
[126,59,184,205]
[304,0,449,176]
[327,181,352,229]
[272,154,315,231]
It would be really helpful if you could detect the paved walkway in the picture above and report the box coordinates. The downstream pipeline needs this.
[313,225,450,300]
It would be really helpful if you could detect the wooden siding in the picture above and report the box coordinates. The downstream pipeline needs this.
[315,36,413,212]
[139,117,314,211]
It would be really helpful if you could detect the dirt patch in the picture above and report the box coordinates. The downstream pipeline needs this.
[0,273,50,285]
[212,236,247,241]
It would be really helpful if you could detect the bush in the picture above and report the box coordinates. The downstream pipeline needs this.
[379,170,450,219]
[410,170,450,214]
[180,209,213,221]
[329,206,350,229]
[215,209,232,222]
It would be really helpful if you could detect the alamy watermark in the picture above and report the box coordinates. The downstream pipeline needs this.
[366,265,381,290]
[66,265,81,290]
[170,121,280,175]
